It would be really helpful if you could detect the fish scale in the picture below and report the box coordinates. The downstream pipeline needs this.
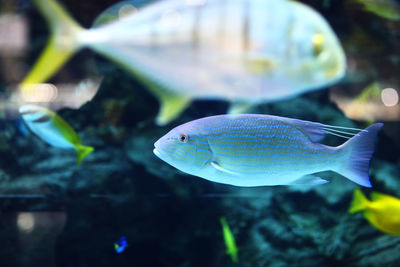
[207,119,330,176]
[154,114,383,187]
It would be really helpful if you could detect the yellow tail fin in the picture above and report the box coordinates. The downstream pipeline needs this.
[76,145,94,165]
[349,189,369,214]
[20,0,84,87]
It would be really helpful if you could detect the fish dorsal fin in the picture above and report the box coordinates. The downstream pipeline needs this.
[288,175,329,186]
[273,116,367,142]
[228,102,255,114]
[370,192,396,202]
[274,117,326,142]
[92,0,152,28]
[211,162,241,176]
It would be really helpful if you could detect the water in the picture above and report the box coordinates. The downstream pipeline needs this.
[0,0,400,266]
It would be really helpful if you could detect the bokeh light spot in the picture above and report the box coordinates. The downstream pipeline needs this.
[17,212,35,233]
[381,88,398,107]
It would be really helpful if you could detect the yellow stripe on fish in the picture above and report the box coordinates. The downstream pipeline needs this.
[153,114,383,187]
[21,0,346,125]
[19,104,94,165]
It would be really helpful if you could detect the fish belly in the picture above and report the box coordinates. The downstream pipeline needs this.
[29,122,75,149]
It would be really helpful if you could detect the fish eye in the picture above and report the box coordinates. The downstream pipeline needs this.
[179,134,188,143]
[312,33,324,56]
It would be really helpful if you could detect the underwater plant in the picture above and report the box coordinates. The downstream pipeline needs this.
[349,189,400,235]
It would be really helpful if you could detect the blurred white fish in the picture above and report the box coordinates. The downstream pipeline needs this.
[19,104,94,165]
[21,0,346,125]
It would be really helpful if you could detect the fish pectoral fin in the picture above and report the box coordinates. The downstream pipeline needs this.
[228,102,256,114]
[288,175,329,186]
[244,53,277,75]
[156,91,191,126]
[211,162,240,176]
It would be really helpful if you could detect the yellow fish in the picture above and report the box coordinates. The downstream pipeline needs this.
[19,104,94,165]
[349,189,400,235]
[220,217,239,263]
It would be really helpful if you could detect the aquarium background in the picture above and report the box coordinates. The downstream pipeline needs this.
[1,0,400,266]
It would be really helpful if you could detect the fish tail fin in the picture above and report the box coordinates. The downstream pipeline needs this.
[20,0,85,86]
[76,145,94,165]
[349,189,369,213]
[337,123,383,187]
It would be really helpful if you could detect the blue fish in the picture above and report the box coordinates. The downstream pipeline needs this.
[153,114,383,187]
[19,104,94,165]
[114,236,127,253]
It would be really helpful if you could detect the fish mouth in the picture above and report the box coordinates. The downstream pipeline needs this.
[153,147,161,158]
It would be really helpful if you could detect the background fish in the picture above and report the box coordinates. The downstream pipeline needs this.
[19,104,94,164]
[349,189,400,235]
[153,114,382,187]
[220,217,239,263]
[114,236,128,253]
[354,0,400,21]
[21,0,346,125]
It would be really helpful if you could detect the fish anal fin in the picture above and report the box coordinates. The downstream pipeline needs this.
[211,162,240,176]
[156,91,191,126]
[288,175,329,186]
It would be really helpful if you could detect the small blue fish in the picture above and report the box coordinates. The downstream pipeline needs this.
[153,114,383,187]
[114,236,127,253]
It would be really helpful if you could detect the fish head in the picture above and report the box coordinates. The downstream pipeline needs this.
[286,3,346,91]
[19,104,52,123]
[153,121,212,174]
